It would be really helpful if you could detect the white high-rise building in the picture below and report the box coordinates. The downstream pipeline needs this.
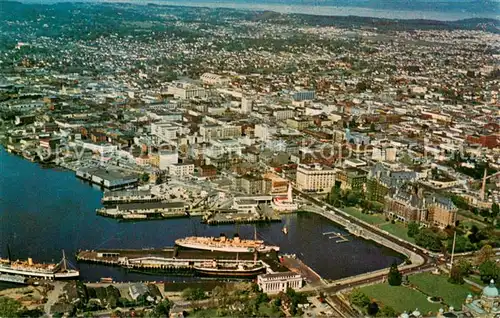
[296,164,336,193]
[241,97,253,114]
[151,122,181,143]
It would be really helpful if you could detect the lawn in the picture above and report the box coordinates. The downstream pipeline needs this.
[189,308,219,318]
[360,284,441,315]
[408,272,477,308]
[380,222,415,243]
[466,275,486,287]
[342,207,386,225]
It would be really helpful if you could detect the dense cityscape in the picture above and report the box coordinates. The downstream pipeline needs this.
[0,1,499,317]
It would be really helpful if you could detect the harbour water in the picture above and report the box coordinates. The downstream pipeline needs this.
[0,147,401,283]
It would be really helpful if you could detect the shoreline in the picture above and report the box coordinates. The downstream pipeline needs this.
[13,0,500,21]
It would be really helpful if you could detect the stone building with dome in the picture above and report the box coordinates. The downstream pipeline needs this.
[462,279,499,317]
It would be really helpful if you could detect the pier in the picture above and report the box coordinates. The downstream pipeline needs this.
[76,248,289,277]
[322,231,350,243]
[0,274,26,284]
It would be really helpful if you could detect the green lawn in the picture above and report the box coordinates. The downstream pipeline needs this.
[408,272,477,308]
[380,223,415,243]
[460,219,487,229]
[189,309,219,318]
[342,207,386,225]
[467,275,486,287]
[360,284,441,315]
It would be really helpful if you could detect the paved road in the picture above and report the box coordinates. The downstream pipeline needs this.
[44,281,67,316]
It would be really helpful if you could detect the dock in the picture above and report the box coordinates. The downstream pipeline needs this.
[101,190,162,205]
[0,274,26,284]
[96,201,189,220]
[76,248,289,277]
[323,231,350,243]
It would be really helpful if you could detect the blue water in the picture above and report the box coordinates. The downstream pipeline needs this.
[0,147,401,282]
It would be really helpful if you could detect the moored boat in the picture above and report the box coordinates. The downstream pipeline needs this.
[0,251,79,281]
[175,234,280,253]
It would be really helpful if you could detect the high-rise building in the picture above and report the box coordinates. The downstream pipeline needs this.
[293,90,316,101]
[296,164,336,193]
[241,97,253,114]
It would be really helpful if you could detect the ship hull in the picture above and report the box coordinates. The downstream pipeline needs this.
[175,241,279,253]
[0,267,79,280]
[194,266,266,278]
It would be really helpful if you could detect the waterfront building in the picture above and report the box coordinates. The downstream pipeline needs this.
[39,137,62,150]
[257,272,303,294]
[271,184,298,212]
[296,163,336,193]
[237,174,271,195]
[76,167,139,189]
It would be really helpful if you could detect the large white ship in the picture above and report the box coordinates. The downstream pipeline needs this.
[0,251,79,280]
[175,234,280,253]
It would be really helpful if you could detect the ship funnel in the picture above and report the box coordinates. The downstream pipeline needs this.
[28,258,33,266]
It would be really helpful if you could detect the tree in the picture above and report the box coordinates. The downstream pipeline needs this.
[449,265,465,284]
[181,288,206,301]
[415,228,443,251]
[407,222,419,238]
[349,289,370,308]
[479,260,500,283]
[377,305,397,317]
[448,235,473,253]
[476,244,494,265]
[388,262,402,286]
[367,302,379,315]
[492,203,499,217]
[151,299,172,317]
[141,173,150,183]
[0,297,22,318]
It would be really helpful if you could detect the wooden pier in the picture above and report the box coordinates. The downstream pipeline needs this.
[323,231,350,243]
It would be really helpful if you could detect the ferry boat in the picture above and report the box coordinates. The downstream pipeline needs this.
[175,234,280,253]
[194,260,266,277]
[0,251,79,280]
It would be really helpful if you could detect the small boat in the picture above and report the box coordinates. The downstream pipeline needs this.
[100,277,113,283]
[282,227,288,235]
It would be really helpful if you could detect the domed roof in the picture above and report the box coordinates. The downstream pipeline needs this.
[482,279,499,298]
